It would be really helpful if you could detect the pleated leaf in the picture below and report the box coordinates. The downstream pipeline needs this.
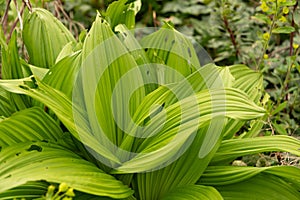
[199,166,300,188]
[222,64,264,139]
[114,64,232,199]
[25,63,49,80]
[229,64,263,103]
[0,181,48,199]
[1,31,31,111]
[1,32,24,80]
[113,87,265,173]
[23,8,76,68]
[43,50,82,99]
[104,0,141,30]
[0,87,15,117]
[140,22,201,84]
[211,135,300,164]
[0,141,133,198]
[0,26,6,49]
[55,41,77,63]
[214,174,300,200]
[0,107,63,147]
[117,64,259,199]
[0,77,121,164]
[161,185,223,200]
[115,24,158,94]
[79,13,145,156]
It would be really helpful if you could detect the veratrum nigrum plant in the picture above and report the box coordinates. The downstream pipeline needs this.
[0,0,299,199]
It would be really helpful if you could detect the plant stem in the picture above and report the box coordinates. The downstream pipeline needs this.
[279,1,298,105]
[278,48,299,106]
[257,2,278,71]
[2,0,12,38]
[223,15,240,58]
[7,1,25,42]
[23,0,32,12]
[289,1,298,56]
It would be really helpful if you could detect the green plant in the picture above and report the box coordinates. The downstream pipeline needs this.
[255,0,300,137]
[0,0,300,199]
[161,0,300,136]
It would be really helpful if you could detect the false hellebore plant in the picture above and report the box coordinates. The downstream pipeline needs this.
[0,0,300,199]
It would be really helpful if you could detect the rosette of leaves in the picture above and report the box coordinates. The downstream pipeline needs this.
[0,0,299,199]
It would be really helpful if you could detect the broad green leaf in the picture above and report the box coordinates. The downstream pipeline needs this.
[115,24,158,94]
[79,13,145,158]
[202,171,300,199]
[119,64,234,139]
[0,77,33,94]
[82,15,114,58]
[43,50,82,99]
[116,65,231,156]
[120,64,257,156]
[272,26,295,34]
[23,63,49,80]
[113,87,265,173]
[0,26,7,50]
[1,31,31,111]
[0,107,63,147]
[228,64,263,103]
[132,119,224,200]
[55,41,77,63]
[223,64,264,139]
[1,31,23,79]
[161,185,223,200]
[104,0,141,30]
[199,166,300,188]
[117,64,259,199]
[0,87,15,117]
[0,181,48,199]
[116,64,231,199]
[211,135,300,164]
[0,77,121,165]
[0,141,133,198]
[23,8,76,68]
[140,22,201,84]
[75,192,114,200]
